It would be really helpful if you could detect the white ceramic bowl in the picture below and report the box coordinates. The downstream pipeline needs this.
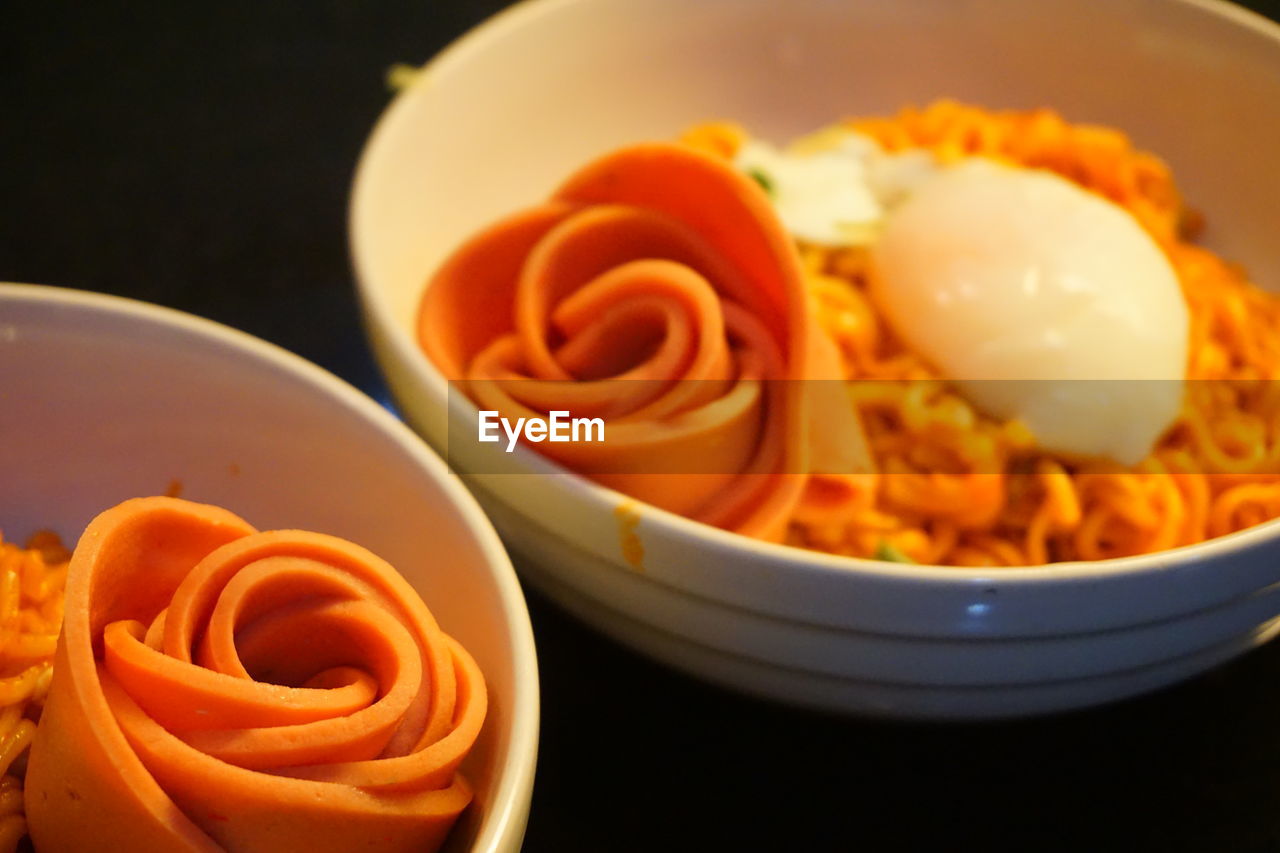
[350,0,1280,718]
[0,283,538,851]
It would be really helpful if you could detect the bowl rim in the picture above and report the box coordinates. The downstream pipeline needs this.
[348,0,1280,592]
[0,281,540,853]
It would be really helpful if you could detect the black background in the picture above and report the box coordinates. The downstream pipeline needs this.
[7,1,1280,850]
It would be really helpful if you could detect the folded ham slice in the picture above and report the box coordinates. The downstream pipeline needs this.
[420,143,871,542]
[26,497,484,853]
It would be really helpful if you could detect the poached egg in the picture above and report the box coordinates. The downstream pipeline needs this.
[869,160,1189,464]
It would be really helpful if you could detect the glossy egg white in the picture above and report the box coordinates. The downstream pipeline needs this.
[870,160,1190,464]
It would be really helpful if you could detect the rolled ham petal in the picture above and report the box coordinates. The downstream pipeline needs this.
[25,496,485,853]
[419,143,872,542]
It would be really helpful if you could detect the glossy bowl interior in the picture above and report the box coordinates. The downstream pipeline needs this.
[351,0,1280,717]
[0,283,538,851]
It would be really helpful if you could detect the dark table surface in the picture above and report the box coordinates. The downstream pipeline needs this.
[8,1,1280,850]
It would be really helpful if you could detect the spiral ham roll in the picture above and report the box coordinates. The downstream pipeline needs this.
[419,143,870,542]
[25,497,485,853]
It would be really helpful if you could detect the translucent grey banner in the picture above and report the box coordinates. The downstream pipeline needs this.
[444,379,1279,476]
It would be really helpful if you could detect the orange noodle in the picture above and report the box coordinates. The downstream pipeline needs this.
[686,100,1280,566]
[0,531,68,853]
